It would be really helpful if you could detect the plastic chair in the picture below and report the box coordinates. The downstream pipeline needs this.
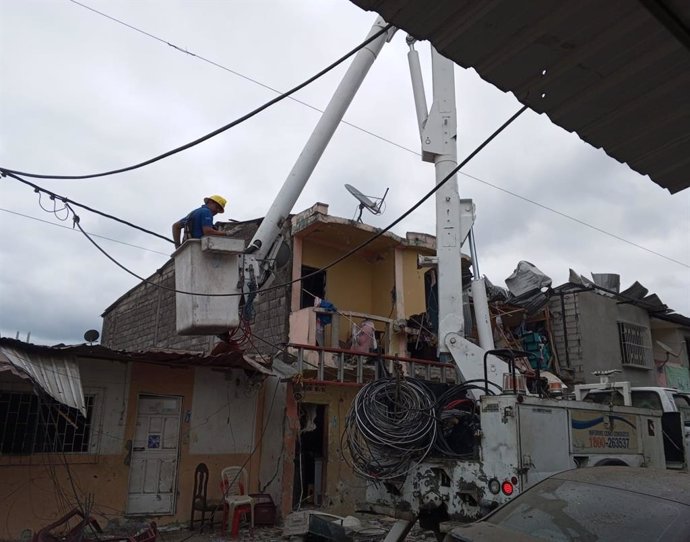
[189,463,223,531]
[220,466,254,537]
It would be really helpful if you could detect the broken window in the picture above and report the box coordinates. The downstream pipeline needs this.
[617,322,651,368]
[0,392,95,455]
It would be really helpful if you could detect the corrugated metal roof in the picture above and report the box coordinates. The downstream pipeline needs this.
[0,338,272,376]
[350,0,690,194]
[0,343,86,414]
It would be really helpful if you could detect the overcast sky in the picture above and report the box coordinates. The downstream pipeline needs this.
[1,0,688,345]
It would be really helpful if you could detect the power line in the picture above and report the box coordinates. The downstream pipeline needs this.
[0,22,392,180]
[63,1,688,268]
[60,105,531,297]
[2,171,174,243]
[457,171,690,268]
[0,208,169,256]
[69,0,417,157]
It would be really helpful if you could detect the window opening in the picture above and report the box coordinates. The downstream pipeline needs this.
[617,322,651,368]
[300,265,326,310]
[0,392,95,455]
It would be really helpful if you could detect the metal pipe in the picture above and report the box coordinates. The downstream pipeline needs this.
[472,278,495,350]
[406,37,428,133]
[469,229,480,277]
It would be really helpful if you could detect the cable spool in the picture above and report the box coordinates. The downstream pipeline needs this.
[342,377,436,480]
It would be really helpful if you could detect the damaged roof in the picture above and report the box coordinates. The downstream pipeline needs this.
[0,338,273,375]
[350,0,690,194]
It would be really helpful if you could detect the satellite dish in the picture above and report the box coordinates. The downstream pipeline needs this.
[345,184,389,222]
[84,329,100,344]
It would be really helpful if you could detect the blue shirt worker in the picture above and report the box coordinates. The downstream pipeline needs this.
[172,195,229,248]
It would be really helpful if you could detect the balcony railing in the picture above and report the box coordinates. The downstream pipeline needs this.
[288,343,459,385]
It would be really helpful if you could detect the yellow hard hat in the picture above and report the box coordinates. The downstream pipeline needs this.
[204,194,227,213]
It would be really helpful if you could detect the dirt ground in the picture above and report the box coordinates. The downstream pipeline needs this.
[156,514,441,542]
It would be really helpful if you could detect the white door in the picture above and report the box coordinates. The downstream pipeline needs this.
[126,395,181,515]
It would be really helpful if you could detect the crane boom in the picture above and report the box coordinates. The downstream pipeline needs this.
[246,17,394,262]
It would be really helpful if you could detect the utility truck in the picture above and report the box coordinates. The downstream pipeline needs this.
[575,375,690,470]
[171,16,683,540]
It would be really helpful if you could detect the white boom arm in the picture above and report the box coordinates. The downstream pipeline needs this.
[245,18,394,267]
[407,40,504,391]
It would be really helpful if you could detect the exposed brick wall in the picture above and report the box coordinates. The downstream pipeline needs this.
[101,220,292,356]
[101,261,214,352]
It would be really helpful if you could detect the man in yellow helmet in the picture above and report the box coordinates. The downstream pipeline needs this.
[172,195,229,249]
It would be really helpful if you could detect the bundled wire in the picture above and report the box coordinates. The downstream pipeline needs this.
[342,377,437,480]
[432,385,479,458]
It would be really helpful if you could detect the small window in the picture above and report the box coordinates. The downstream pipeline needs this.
[617,322,651,368]
[0,392,95,455]
[631,390,663,410]
[673,394,690,426]
[583,390,625,406]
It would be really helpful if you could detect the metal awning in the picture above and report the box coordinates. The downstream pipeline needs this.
[0,344,86,415]
[350,0,690,194]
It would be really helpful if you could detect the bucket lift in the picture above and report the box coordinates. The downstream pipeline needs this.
[172,16,508,393]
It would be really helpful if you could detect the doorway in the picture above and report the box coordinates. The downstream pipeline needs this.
[300,266,326,309]
[126,395,182,515]
[293,403,327,509]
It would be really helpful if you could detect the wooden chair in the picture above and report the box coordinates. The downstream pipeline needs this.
[220,466,255,538]
[189,463,223,531]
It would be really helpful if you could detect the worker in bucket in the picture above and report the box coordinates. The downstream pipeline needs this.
[172,194,229,248]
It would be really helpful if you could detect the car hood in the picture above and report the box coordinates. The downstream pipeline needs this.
[446,522,541,542]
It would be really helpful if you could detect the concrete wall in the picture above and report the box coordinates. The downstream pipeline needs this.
[401,250,429,317]
[550,291,656,386]
[0,359,268,540]
[79,358,129,455]
[302,244,375,315]
[257,377,289,514]
[189,367,260,454]
[300,383,365,517]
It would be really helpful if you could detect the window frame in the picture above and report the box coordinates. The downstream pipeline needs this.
[0,388,102,461]
[617,321,652,369]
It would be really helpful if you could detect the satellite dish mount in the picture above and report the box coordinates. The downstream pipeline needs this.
[345,184,389,223]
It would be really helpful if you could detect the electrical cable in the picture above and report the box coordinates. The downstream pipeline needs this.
[68,0,415,157]
[0,23,392,181]
[0,207,170,255]
[40,105,530,299]
[65,0,689,269]
[2,171,174,244]
[5,4,684,271]
[342,377,437,480]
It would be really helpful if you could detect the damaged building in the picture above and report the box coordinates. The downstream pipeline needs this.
[2,203,688,539]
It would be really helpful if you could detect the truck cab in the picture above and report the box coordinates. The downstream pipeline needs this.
[580,386,690,469]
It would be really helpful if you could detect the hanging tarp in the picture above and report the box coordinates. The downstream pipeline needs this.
[0,344,85,415]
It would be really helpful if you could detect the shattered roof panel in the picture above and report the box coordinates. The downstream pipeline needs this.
[350,0,690,193]
[0,343,86,414]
